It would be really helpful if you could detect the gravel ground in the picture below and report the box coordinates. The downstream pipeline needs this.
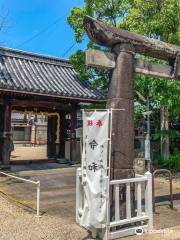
[0,195,180,240]
[0,165,179,240]
[0,194,87,240]
[0,167,88,240]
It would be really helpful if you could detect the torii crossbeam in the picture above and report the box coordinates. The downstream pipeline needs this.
[84,16,180,81]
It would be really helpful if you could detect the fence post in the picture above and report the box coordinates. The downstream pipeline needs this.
[145,171,153,231]
[103,176,110,240]
[76,168,82,223]
[36,181,40,217]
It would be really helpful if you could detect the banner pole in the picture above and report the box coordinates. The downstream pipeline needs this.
[105,108,113,240]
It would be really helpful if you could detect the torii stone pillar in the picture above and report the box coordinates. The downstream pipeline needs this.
[107,44,135,218]
[107,44,135,181]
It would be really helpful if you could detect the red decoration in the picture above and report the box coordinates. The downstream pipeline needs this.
[96,119,103,127]
[87,119,93,126]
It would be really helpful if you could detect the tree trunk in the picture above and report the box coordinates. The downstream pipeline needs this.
[160,105,170,160]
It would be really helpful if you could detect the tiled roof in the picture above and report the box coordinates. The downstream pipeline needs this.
[0,47,105,101]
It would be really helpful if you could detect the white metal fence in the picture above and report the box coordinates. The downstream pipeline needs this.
[76,168,83,224]
[76,169,153,239]
[107,171,153,239]
[0,171,40,217]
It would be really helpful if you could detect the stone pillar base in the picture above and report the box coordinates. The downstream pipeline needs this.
[134,158,146,175]
[110,168,135,180]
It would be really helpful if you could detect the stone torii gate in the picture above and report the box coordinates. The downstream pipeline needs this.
[84,16,180,184]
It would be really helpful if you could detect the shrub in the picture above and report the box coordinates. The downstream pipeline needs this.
[159,151,180,172]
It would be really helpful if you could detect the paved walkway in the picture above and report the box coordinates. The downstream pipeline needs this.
[11,145,47,162]
[0,165,179,239]
[0,166,87,240]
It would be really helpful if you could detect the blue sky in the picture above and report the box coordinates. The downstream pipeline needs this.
[0,0,87,59]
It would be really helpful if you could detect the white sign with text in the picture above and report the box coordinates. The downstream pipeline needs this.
[80,111,109,230]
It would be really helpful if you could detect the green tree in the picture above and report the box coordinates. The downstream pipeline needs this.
[68,0,180,159]
[123,0,180,44]
[68,0,133,42]
[67,0,133,93]
[122,0,180,159]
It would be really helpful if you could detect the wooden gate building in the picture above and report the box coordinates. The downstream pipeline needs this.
[0,47,105,166]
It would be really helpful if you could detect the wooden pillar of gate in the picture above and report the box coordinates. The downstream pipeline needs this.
[0,104,4,164]
[47,115,57,159]
[70,106,77,161]
[58,112,66,159]
[107,44,135,217]
[0,99,12,166]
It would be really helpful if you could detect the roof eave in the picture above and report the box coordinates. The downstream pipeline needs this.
[0,88,106,103]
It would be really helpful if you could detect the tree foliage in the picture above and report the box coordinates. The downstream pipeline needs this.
[68,0,133,42]
[122,0,180,121]
[68,0,180,121]
[122,0,180,44]
[69,49,110,92]
[67,0,133,92]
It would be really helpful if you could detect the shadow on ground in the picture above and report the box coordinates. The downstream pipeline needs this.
[0,163,180,239]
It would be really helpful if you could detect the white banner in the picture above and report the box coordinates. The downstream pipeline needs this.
[80,111,109,230]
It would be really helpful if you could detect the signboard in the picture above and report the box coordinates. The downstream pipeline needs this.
[145,139,150,160]
[75,127,83,139]
[80,111,109,230]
